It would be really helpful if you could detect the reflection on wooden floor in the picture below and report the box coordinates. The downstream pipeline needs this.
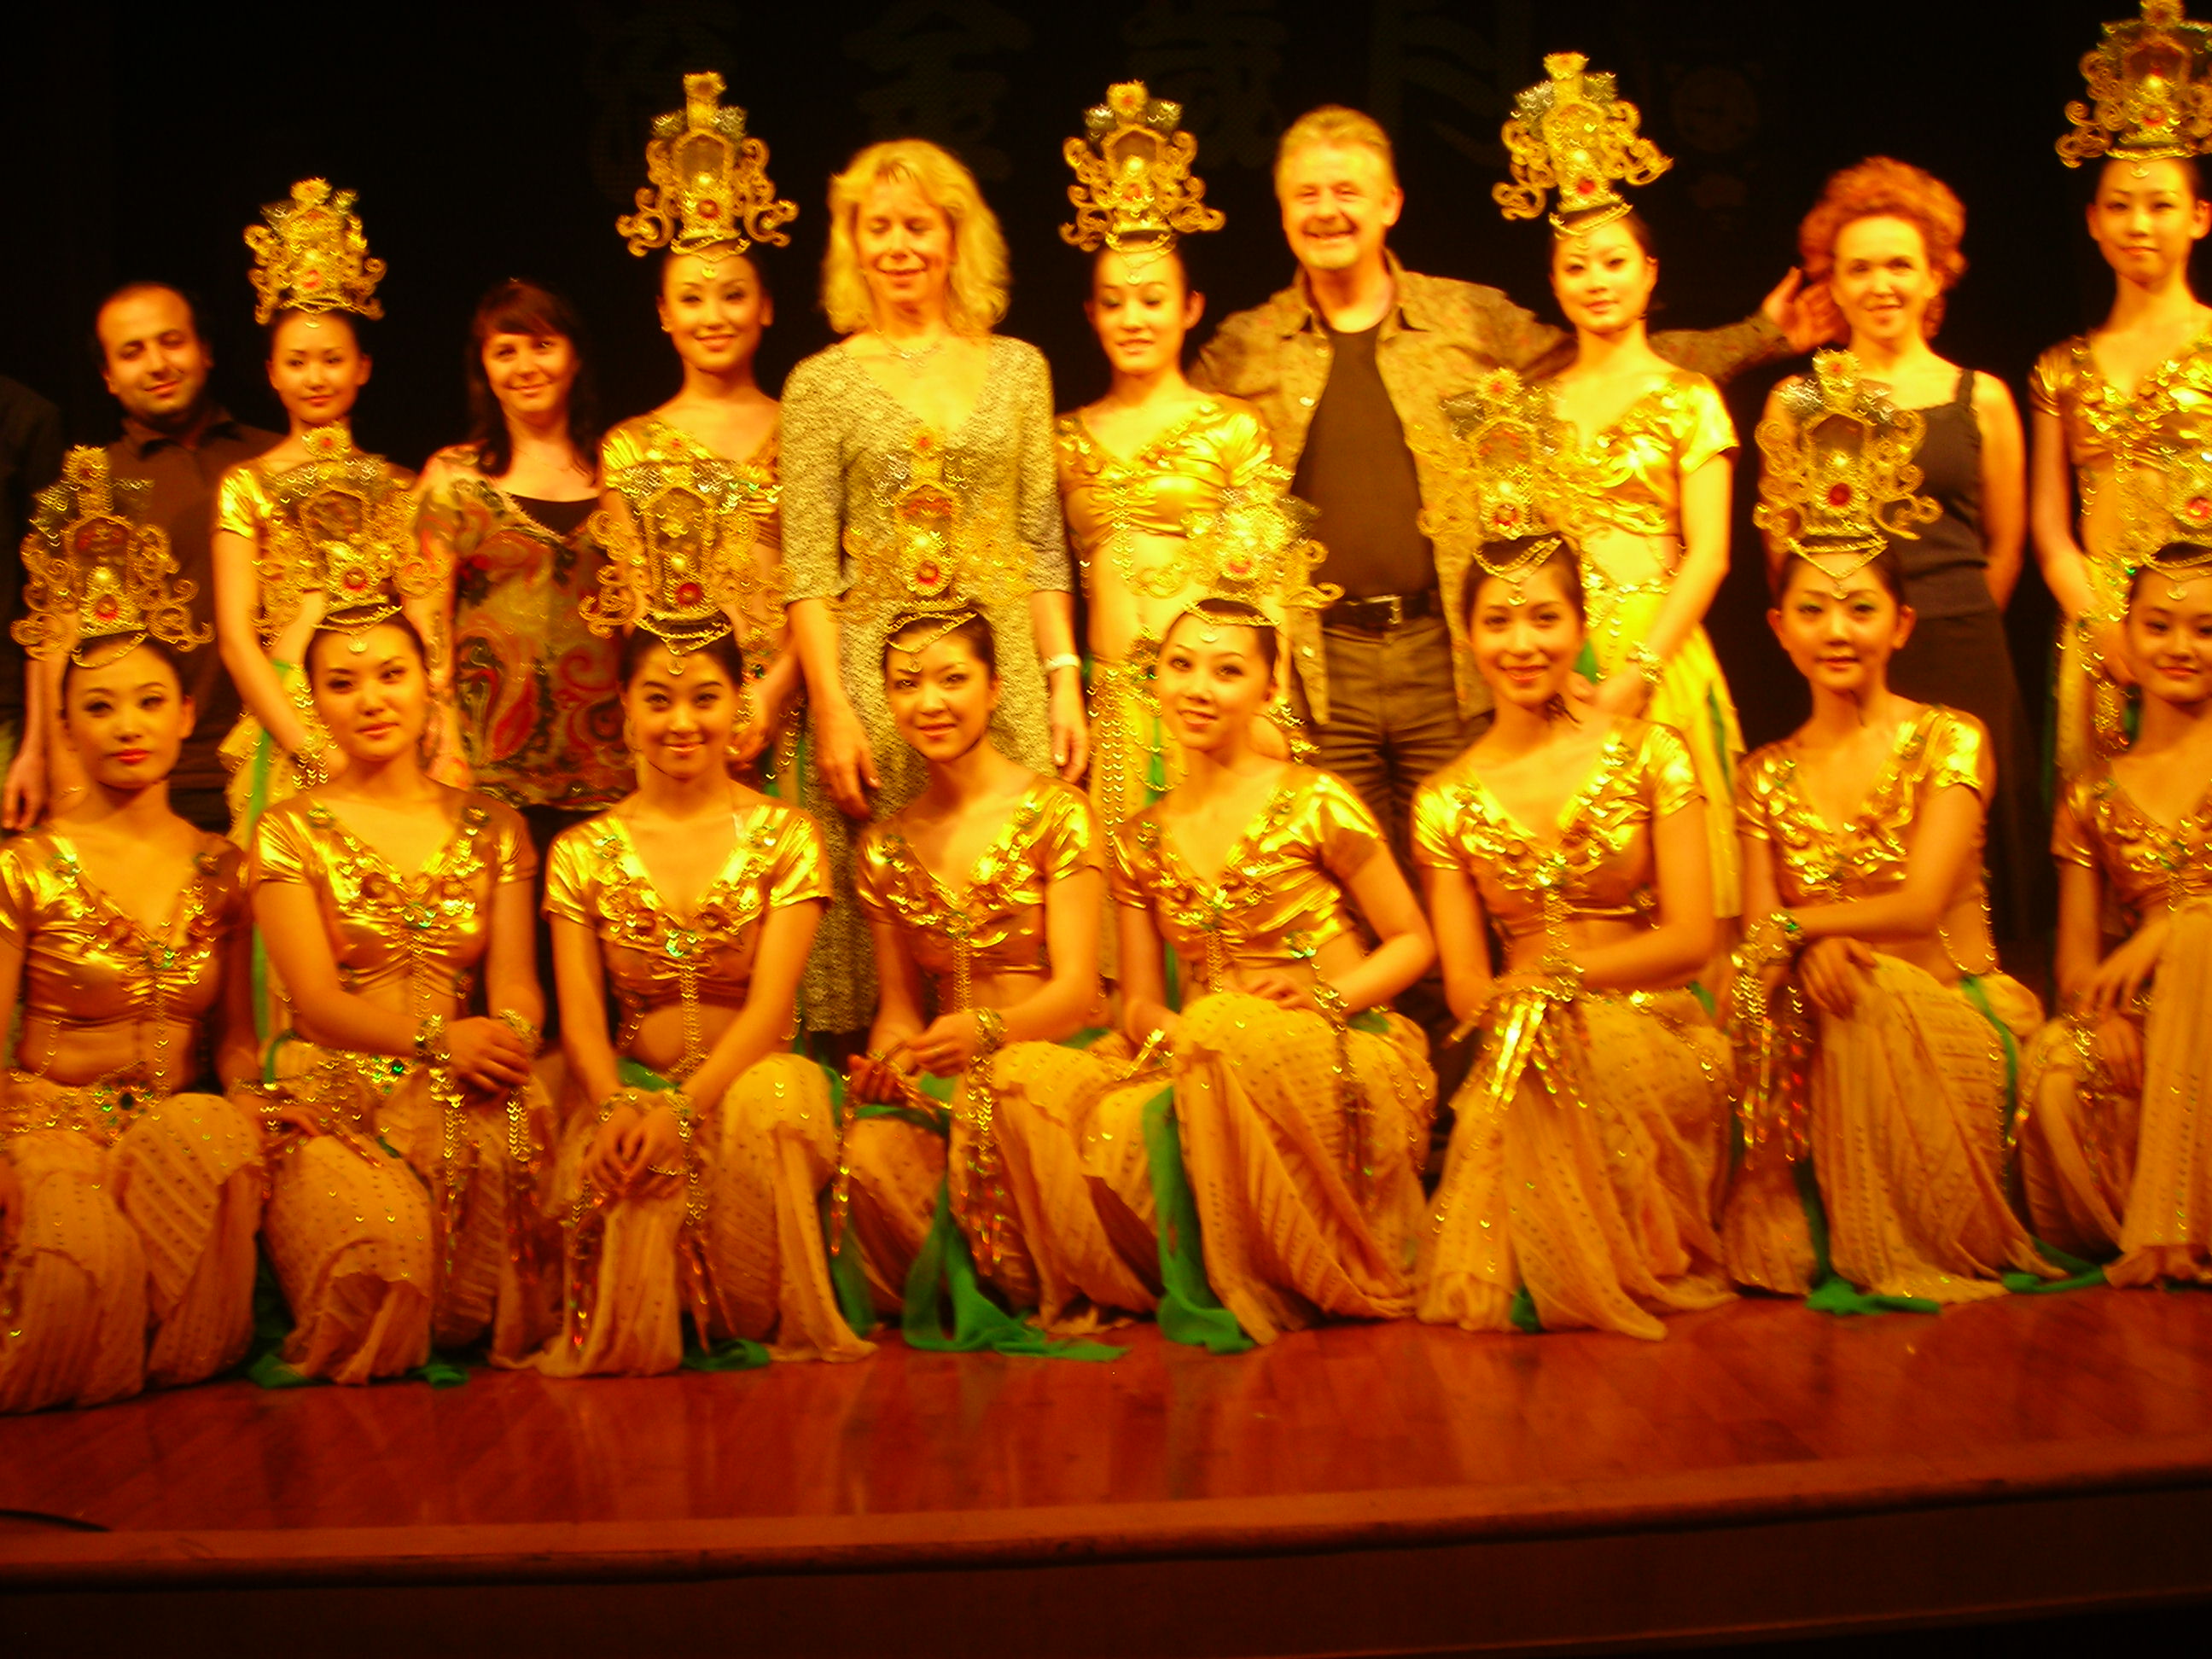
[4,1285,2212,1656]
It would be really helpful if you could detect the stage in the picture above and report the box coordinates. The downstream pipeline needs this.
[3,1285,2210,1656]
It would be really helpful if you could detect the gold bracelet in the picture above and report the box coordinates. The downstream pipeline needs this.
[496,1009,541,1054]
[1311,979,1350,1027]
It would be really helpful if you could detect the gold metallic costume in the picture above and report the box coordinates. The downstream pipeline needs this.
[781,339,1072,1031]
[2017,765,2212,1281]
[1412,721,1733,1339]
[251,797,550,1382]
[1725,707,2052,1301]
[851,778,1154,1330]
[0,835,262,1412]
[1087,767,1435,1344]
[527,805,870,1370]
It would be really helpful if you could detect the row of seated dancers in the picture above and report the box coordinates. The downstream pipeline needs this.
[2,530,2207,1411]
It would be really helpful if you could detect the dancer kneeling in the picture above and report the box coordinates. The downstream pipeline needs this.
[521,625,868,1373]
[1094,597,1435,1346]
[844,609,1154,1343]
[1413,536,1732,1340]
[2018,542,2212,1285]
[1725,547,2052,1306]
[253,611,551,1383]
[3,458,264,1410]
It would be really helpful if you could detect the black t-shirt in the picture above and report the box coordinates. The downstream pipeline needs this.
[1288,322,1435,600]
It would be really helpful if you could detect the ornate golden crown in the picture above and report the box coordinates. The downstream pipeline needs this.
[1754,351,1941,588]
[838,428,1028,639]
[245,178,386,326]
[588,457,783,658]
[1495,53,1672,232]
[1061,81,1225,265]
[618,73,797,259]
[1184,486,1338,627]
[2059,3,2212,166]
[250,423,433,642]
[14,449,212,667]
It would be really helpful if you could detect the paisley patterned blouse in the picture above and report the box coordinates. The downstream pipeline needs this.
[2053,762,2212,927]
[543,802,830,1049]
[853,778,1097,1000]
[1108,766,1382,987]
[1411,720,1700,948]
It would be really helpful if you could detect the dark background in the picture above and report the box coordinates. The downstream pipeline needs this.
[0,0,2166,748]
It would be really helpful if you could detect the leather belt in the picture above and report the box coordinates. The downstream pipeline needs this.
[1324,588,1441,633]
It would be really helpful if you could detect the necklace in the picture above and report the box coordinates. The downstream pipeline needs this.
[887,335,947,371]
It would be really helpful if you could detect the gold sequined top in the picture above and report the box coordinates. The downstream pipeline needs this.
[544,802,830,1047]
[855,778,1097,999]
[600,415,785,665]
[2053,761,2212,926]
[1108,766,1382,985]
[0,830,246,1069]
[2029,330,2212,595]
[1561,370,1736,543]
[1737,705,1993,968]
[1411,720,1700,949]
[250,794,535,1006]
[1056,397,1278,569]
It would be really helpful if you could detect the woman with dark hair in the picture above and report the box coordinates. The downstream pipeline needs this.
[599,76,801,808]
[1,457,264,1412]
[252,600,550,1385]
[1780,157,2039,941]
[212,180,444,841]
[1075,596,1435,1347]
[2036,20,2212,777]
[1412,536,1731,1340]
[417,277,626,835]
[843,608,1151,1344]
[1724,545,2054,1308]
[2018,542,2212,1284]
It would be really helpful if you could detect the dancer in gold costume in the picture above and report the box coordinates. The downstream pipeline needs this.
[845,609,1154,1342]
[1,452,263,1412]
[2034,3,2212,776]
[783,139,1086,1033]
[516,494,868,1375]
[1053,84,1327,841]
[1491,53,1745,917]
[1725,543,2054,1307]
[213,179,445,839]
[598,74,800,799]
[1413,534,1731,1340]
[252,586,550,1383]
[2018,541,2212,1284]
[1086,597,1435,1345]
[418,278,626,828]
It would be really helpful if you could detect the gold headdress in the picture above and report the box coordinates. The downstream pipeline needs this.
[1417,368,1595,608]
[2059,2,2212,166]
[251,423,433,647]
[1495,53,1672,233]
[1061,81,1225,266]
[838,428,1028,643]
[1754,351,1941,593]
[617,72,797,259]
[245,178,386,326]
[587,456,780,661]
[13,449,211,667]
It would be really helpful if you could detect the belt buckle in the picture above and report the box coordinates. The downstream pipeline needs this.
[1382,593,1404,629]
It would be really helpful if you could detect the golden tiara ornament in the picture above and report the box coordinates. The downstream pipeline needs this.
[1417,368,1595,606]
[1755,351,1941,593]
[14,448,212,667]
[618,72,797,259]
[1061,81,1225,265]
[839,428,1027,641]
[1495,53,1672,232]
[587,457,780,662]
[245,178,386,326]
[252,422,432,647]
[2059,2,2212,166]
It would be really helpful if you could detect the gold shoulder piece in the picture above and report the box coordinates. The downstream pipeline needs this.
[617,72,797,259]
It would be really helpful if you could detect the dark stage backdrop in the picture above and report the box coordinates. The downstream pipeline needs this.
[0,0,2174,749]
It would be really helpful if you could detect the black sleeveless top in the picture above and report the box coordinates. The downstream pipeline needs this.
[512,494,597,538]
[1889,366,1994,620]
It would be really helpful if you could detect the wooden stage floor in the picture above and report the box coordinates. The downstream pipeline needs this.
[5,1284,2211,1656]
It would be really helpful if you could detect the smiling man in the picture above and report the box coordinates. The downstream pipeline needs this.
[80,282,277,831]
[1192,105,1816,863]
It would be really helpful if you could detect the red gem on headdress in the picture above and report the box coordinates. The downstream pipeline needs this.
[1575,178,1597,195]
[344,570,367,591]
[699,201,722,218]
[302,271,323,288]
[2188,497,2212,524]
[676,580,704,606]
[914,561,943,590]
[1826,483,1853,507]
[95,597,119,620]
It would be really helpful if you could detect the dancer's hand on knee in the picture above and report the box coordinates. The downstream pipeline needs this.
[1800,937,1872,1018]
[2094,1014,2145,1095]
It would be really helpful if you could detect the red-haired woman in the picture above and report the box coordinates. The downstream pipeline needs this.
[1781,156,2039,940]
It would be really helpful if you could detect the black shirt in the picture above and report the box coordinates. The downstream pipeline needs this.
[1288,322,1435,600]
